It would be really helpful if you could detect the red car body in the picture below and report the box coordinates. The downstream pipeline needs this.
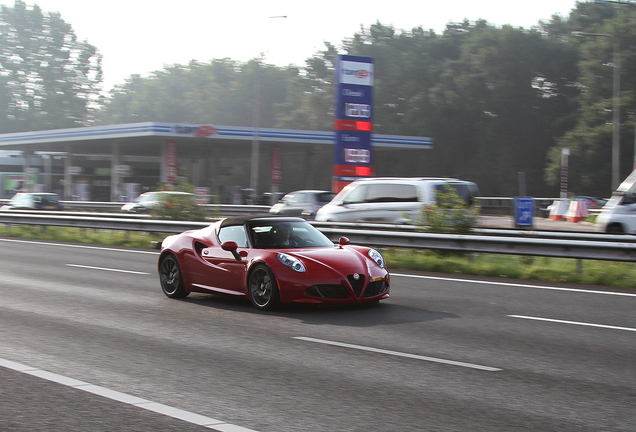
[158,216,390,309]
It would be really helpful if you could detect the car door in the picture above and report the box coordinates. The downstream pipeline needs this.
[338,184,372,221]
[198,225,248,293]
[283,193,306,216]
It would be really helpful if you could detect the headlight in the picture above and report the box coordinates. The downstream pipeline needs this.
[278,253,306,272]
[368,249,385,268]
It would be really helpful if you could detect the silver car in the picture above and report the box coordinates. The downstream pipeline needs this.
[269,190,335,219]
[121,191,194,213]
[315,177,479,224]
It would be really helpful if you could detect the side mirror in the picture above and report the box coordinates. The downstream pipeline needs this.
[221,241,238,252]
[221,241,241,260]
[339,237,350,247]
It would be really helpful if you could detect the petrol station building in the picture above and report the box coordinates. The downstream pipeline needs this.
[0,121,433,203]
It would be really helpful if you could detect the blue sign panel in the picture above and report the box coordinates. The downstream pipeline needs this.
[514,197,535,227]
[333,55,374,192]
[336,84,373,120]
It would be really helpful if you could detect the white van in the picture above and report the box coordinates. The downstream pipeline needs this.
[315,177,479,224]
[596,170,636,234]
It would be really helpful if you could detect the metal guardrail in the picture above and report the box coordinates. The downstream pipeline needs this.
[316,228,636,262]
[1,197,599,220]
[311,221,636,243]
[476,197,556,216]
[0,212,207,234]
[0,197,561,216]
[0,199,271,215]
[1,212,635,262]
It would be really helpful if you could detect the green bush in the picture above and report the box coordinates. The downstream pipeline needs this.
[417,185,480,234]
[151,179,206,221]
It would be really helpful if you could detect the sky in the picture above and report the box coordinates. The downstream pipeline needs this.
[13,0,580,92]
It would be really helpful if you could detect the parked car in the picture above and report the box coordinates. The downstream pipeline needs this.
[158,216,390,310]
[269,190,335,219]
[121,191,194,213]
[315,177,479,224]
[574,196,607,210]
[1,192,62,210]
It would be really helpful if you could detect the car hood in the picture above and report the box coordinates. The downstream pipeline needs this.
[284,246,373,271]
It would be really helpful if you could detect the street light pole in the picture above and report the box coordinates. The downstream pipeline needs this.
[572,31,621,190]
[248,16,287,201]
[249,57,261,200]
[612,35,621,189]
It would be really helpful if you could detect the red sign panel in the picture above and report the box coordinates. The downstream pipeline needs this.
[333,119,373,132]
[271,145,282,185]
[166,141,177,182]
[196,125,218,137]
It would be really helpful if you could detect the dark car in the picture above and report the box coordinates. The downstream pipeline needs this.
[1,192,62,210]
[158,216,390,310]
[269,190,335,219]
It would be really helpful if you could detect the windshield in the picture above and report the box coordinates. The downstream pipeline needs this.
[330,184,357,205]
[135,193,157,203]
[40,194,59,204]
[248,220,334,249]
[617,170,636,193]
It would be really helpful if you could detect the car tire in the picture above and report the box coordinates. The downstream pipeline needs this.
[248,264,280,311]
[159,254,189,298]
[607,223,624,234]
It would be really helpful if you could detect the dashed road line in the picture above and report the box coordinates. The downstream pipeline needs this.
[509,315,636,332]
[294,336,503,372]
[392,273,636,297]
[66,264,150,275]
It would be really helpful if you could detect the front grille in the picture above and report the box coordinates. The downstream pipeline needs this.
[347,274,365,297]
[363,281,388,298]
[305,285,351,299]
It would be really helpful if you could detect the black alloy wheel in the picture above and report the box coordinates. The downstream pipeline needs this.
[248,264,280,310]
[159,254,188,298]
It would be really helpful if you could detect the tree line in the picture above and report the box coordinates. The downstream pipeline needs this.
[2,0,636,197]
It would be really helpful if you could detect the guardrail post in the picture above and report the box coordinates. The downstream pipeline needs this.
[576,258,583,275]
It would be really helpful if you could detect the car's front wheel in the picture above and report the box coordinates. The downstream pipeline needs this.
[248,264,280,310]
[159,254,189,298]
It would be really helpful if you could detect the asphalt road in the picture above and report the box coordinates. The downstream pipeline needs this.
[0,237,634,431]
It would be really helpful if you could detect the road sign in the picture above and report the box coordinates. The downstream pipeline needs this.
[333,55,374,192]
[514,197,534,228]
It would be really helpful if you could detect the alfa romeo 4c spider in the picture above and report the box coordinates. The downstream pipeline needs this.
[158,216,390,310]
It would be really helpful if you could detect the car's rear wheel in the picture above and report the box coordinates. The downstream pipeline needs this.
[248,264,280,310]
[159,254,189,298]
[607,223,624,234]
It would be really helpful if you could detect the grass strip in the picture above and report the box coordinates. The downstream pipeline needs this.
[1,225,633,290]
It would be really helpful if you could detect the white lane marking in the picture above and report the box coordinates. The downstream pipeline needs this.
[0,357,258,432]
[4,238,633,297]
[0,238,158,255]
[293,336,502,372]
[509,315,636,332]
[392,273,636,297]
[66,264,150,275]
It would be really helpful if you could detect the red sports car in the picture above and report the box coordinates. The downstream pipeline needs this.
[158,216,390,310]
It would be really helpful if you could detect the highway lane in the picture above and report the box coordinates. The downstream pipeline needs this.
[0,237,634,431]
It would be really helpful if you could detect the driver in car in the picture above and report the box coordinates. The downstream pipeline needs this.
[272,223,298,247]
